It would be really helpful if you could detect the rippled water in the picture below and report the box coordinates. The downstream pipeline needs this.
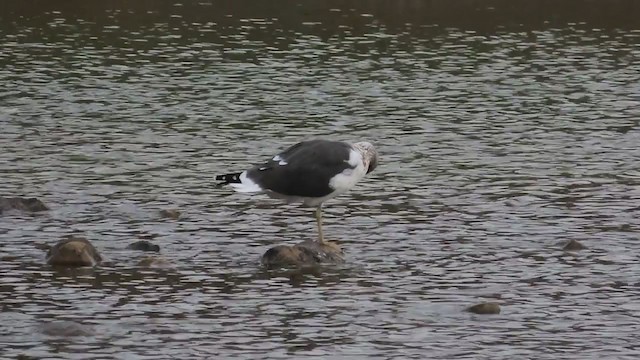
[2,1,640,358]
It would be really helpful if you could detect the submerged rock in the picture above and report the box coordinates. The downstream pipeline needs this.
[563,239,586,251]
[40,320,94,337]
[159,209,181,220]
[466,302,501,315]
[127,240,160,252]
[261,240,344,268]
[46,236,102,267]
[137,255,172,268]
[0,197,48,214]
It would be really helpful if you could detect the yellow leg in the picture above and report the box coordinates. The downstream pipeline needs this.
[315,206,325,244]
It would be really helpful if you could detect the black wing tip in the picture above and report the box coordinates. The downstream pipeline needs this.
[216,172,242,186]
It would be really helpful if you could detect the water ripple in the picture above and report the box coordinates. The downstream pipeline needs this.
[2,1,640,359]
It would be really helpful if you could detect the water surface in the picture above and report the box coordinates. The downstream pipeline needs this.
[1,1,640,359]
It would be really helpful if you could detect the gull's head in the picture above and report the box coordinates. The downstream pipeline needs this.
[353,141,378,174]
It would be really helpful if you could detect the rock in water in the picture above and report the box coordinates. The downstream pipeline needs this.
[466,302,501,315]
[0,197,48,214]
[127,240,160,252]
[261,240,344,268]
[40,321,94,337]
[563,239,586,251]
[159,209,181,220]
[46,236,102,267]
[137,255,172,268]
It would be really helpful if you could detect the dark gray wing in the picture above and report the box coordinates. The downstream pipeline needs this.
[246,140,354,197]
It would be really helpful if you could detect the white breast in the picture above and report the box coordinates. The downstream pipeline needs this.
[229,171,263,193]
[328,149,367,194]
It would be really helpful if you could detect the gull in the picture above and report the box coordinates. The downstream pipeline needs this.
[216,139,378,243]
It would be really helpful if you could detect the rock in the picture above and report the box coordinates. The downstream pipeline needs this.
[0,197,48,214]
[127,240,160,252]
[137,255,172,268]
[563,239,586,251]
[261,240,344,268]
[46,236,102,267]
[40,320,94,337]
[466,302,501,315]
[159,209,181,220]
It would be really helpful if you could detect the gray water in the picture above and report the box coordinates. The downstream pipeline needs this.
[1,1,640,359]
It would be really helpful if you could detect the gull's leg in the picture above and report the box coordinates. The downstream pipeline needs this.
[315,206,325,244]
